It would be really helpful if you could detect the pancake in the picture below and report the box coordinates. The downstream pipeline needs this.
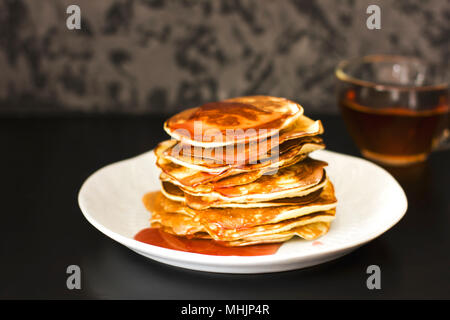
[150,210,204,236]
[187,180,337,239]
[153,218,331,246]
[150,201,335,243]
[212,212,335,242]
[180,158,327,208]
[164,96,303,148]
[161,179,327,208]
[226,222,331,246]
[154,180,336,234]
[164,136,324,171]
[143,190,190,218]
[165,115,323,166]
[160,157,329,209]
[159,168,270,194]
[156,139,324,187]
[183,179,326,209]
[160,180,186,202]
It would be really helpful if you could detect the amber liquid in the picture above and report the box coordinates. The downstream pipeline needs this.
[134,228,281,256]
[340,89,449,165]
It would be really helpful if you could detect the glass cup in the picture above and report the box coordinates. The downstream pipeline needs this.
[336,55,449,166]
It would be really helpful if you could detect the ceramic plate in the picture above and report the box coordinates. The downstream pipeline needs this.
[78,150,407,274]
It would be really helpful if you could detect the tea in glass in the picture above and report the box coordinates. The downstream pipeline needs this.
[336,55,449,165]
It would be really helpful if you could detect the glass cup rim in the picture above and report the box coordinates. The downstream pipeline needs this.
[335,54,448,92]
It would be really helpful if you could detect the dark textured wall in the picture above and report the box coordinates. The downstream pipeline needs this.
[0,0,448,114]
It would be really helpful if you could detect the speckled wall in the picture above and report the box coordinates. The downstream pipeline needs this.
[0,0,448,114]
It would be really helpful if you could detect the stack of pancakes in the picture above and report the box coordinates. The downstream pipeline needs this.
[150,96,337,246]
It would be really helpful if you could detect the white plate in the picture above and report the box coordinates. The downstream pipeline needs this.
[78,150,407,274]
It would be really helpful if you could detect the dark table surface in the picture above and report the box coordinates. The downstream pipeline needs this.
[0,114,449,299]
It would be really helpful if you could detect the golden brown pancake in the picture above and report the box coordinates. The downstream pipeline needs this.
[151,211,204,236]
[212,212,335,242]
[150,200,335,244]
[153,219,331,246]
[165,115,323,165]
[161,178,327,210]
[159,168,268,194]
[164,136,324,171]
[186,180,337,239]
[153,180,337,236]
[161,179,327,209]
[160,158,328,209]
[155,139,324,187]
[186,179,325,209]
[164,96,303,148]
[225,222,331,246]
[183,158,327,198]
